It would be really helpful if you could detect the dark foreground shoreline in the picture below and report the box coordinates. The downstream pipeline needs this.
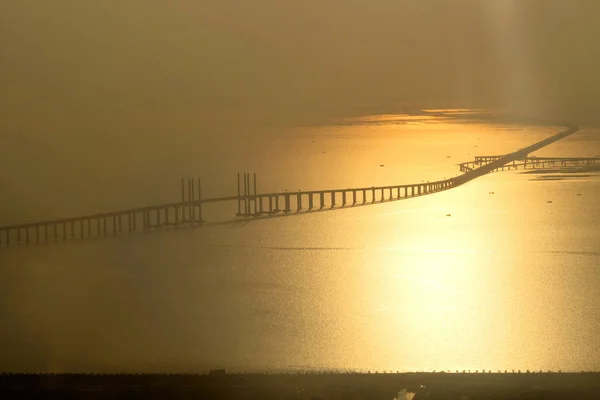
[1,372,599,399]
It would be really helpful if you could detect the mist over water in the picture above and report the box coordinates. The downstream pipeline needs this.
[1,0,600,375]
[1,114,599,373]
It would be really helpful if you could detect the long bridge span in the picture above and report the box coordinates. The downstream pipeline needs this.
[0,125,585,249]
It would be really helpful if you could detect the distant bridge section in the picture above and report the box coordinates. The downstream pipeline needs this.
[460,156,599,173]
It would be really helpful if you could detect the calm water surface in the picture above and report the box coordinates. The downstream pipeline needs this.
[1,113,599,373]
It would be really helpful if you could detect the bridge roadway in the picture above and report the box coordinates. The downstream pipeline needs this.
[459,156,600,173]
[0,125,581,248]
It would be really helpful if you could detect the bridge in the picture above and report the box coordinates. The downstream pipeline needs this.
[0,125,584,249]
[459,156,600,173]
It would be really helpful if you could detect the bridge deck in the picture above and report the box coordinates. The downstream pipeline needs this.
[0,126,583,248]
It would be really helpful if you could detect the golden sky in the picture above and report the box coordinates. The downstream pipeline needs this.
[0,0,599,132]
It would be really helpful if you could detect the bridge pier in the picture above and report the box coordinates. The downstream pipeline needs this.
[309,193,314,210]
[284,194,291,213]
[331,191,336,208]
[274,195,280,213]
[236,173,242,216]
[297,193,302,211]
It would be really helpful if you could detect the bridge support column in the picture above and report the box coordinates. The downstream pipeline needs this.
[243,173,250,216]
[252,173,257,216]
[255,196,261,216]
[284,194,291,213]
[236,173,242,216]
[274,196,280,213]
[352,190,357,205]
[308,193,314,210]
[331,192,336,208]
[297,193,302,211]
[342,191,347,206]
[319,192,325,209]
[362,189,366,204]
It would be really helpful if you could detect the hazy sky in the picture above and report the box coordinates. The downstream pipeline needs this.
[1,0,600,136]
